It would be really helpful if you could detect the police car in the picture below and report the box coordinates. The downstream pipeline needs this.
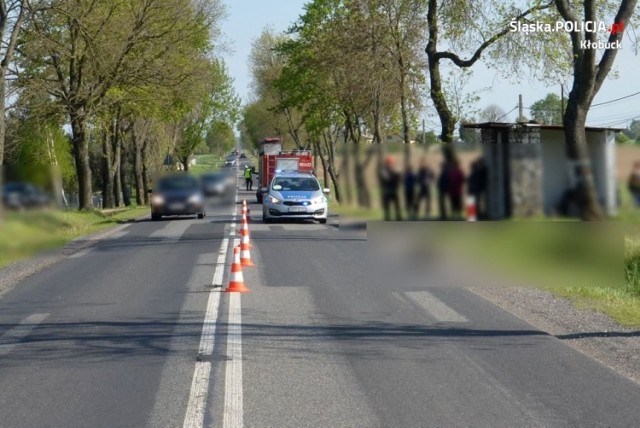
[262,171,330,224]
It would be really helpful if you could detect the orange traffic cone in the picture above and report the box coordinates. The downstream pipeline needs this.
[240,238,255,267]
[244,199,251,221]
[225,246,250,293]
[241,200,251,222]
[239,213,254,248]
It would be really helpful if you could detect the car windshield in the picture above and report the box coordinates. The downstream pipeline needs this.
[272,177,320,192]
[158,176,198,191]
[4,183,27,192]
[202,174,225,184]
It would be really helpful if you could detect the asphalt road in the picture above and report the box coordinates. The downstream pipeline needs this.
[1,163,639,427]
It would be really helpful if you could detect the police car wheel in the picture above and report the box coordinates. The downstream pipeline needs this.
[319,219,327,224]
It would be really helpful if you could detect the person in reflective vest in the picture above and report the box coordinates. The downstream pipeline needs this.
[244,166,253,191]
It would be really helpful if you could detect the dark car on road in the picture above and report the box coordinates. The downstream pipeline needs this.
[2,182,50,209]
[201,172,233,197]
[149,174,206,221]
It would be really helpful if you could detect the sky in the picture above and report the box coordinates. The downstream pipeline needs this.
[220,1,640,132]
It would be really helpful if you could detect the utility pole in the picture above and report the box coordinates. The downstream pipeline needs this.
[518,94,523,122]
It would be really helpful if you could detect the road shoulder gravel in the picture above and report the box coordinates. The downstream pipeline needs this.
[471,287,640,385]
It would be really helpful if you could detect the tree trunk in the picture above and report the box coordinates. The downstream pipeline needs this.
[425,0,456,144]
[102,129,115,209]
[341,122,353,205]
[398,53,411,169]
[323,136,341,203]
[427,58,456,143]
[142,139,151,204]
[102,126,116,208]
[328,168,340,203]
[322,155,329,189]
[120,146,131,207]
[114,135,123,207]
[563,101,604,220]
[346,112,371,208]
[70,106,93,210]
[133,128,145,205]
[554,0,637,220]
[0,73,5,220]
[353,142,370,208]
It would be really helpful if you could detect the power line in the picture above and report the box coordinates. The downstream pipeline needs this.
[495,106,518,122]
[523,106,561,111]
[524,91,640,112]
[592,91,640,107]
[591,113,640,128]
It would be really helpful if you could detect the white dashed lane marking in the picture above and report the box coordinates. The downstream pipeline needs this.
[396,291,469,323]
[0,313,49,357]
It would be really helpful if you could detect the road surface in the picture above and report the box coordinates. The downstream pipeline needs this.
[1,163,639,427]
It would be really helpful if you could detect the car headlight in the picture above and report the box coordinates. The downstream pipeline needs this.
[189,194,203,204]
[268,195,281,204]
[152,195,164,205]
[311,196,326,205]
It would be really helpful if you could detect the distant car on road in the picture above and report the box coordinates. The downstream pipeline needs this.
[262,172,330,224]
[224,155,237,167]
[149,174,205,221]
[2,182,50,209]
[239,153,247,159]
[201,172,232,197]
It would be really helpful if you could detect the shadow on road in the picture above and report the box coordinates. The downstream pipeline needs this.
[1,315,637,366]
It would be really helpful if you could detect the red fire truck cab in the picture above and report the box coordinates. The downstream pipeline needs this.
[256,138,314,203]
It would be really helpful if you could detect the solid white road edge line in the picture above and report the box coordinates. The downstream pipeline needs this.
[183,361,212,428]
[0,313,49,357]
[212,238,229,288]
[182,236,231,428]
[222,291,243,428]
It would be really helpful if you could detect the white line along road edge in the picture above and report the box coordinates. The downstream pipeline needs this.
[183,236,229,428]
[223,239,243,428]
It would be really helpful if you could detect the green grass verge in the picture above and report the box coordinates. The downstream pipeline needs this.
[0,206,149,269]
[556,286,640,327]
[440,223,640,326]
[558,182,640,325]
[190,154,223,175]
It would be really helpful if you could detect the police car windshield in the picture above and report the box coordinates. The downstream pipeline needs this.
[273,177,319,192]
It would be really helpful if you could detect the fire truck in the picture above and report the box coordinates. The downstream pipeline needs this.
[256,138,314,203]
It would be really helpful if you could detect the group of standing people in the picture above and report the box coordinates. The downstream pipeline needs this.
[379,150,488,221]
[379,156,434,221]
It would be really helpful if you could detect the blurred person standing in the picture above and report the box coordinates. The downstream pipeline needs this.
[437,159,450,220]
[628,161,640,207]
[379,155,402,221]
[404,165,417,219]
[448,158,465,218]
[468,157,488,219]
[415,158,434,218]
[244,166,253,191]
